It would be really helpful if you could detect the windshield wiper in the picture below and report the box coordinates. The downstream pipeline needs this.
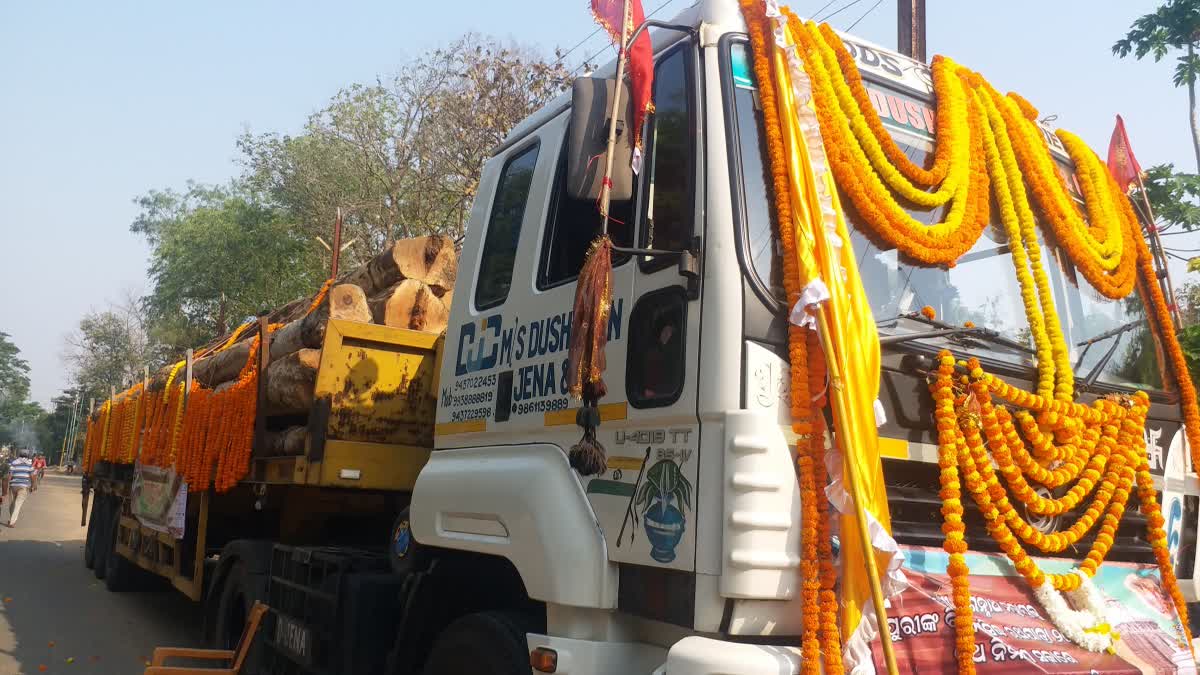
[876,313,1035,355]
[1075,320,1140,388]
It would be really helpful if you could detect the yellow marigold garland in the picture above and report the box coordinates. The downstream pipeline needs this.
[791,15,1140,298]
[787,13,990,266]
[816,22,955,187]
[738,8,1200,665]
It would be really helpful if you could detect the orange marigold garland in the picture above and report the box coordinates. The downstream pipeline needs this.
[931,354,976,673]
[741,1,843,668]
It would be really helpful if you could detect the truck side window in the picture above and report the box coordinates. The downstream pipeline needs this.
[476,143,540,310]
[626,286,688,407]
[539,148,637,289]
[640,44,695,268]
[539,42,696,288]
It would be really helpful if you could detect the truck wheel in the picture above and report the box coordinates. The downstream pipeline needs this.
[83,498,100,569]
[104,507,141,591]
[422,611,534,675]
[92,497,113,580]
[212,560,267,668]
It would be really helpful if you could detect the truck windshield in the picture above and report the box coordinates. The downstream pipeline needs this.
[725,39,1162,392]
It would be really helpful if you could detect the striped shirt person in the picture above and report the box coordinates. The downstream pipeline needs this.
[5,451,35,526]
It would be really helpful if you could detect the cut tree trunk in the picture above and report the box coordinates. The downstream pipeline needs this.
[268,283,371,359]
[369,279,451,334]
[154,284,370,391]
[264,426,307,457]
[263,349,321,416]
[340,235,457,297]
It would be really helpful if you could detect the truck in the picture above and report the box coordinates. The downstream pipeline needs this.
[80,0,1200,673]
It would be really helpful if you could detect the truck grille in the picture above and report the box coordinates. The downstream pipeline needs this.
[883,458,1162,564]
[260,546,392,675]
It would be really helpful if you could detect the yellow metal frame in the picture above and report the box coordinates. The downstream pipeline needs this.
[113,490,208,601]
[300,319,439,491]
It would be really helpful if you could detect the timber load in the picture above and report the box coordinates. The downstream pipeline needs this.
[81,235,457,487]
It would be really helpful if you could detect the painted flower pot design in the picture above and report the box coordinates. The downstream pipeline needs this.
[636,459,692,564]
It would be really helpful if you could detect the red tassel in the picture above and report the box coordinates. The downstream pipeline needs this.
[566,235,613,475]
[567,235,613,400]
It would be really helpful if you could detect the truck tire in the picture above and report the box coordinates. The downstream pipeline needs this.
[104,507,142,592]
[212,560,268,669]
[83,498,100,570]
[92,497,114,580]
[421,611,534,675]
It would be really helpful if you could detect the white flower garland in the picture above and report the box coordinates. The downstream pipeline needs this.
[1034,571,1116,654]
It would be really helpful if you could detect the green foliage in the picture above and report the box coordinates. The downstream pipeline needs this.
[1134,164,1200,231]
[1114,1,1200,171]
[131,182,322,355]
[0,331,31,420]
[0,333,45,449]
[239,34,572,260]
[1179,323,1200,382]
[63,299,156,402]
[34,392,79,463]
[1113,0,1200,83]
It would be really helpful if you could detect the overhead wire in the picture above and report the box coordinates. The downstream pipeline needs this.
[817,0,867,23]
[845,0,883,31]
[810,0,843,19]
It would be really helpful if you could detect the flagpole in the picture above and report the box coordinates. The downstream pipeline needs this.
[1132,175,1183,331]
[598,0,632,236]
[814,312,900,675]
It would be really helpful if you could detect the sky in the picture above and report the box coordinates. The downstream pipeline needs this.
[0,0,1194,406]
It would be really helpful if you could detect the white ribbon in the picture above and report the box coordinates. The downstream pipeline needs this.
[788,278,831,328]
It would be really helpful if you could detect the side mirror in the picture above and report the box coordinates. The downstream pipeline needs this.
[567,77,635,201]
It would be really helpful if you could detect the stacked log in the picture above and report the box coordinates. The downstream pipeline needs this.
[368,279,451,335]
[150,235,457,458]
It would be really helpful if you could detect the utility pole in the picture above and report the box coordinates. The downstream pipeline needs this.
[898,0,927,63]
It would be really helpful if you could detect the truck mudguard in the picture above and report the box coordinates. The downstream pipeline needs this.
[410,444,618,609]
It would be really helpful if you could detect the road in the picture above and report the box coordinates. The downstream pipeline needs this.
[0,472,203,674]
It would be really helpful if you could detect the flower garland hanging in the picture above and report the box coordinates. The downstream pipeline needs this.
[742,2,842,670]
[815,22,956,187]
[786,14,1142,297]
[787,14,991,266]
[739,7,1200,667]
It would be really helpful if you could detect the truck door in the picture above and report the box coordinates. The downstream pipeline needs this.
[578,38,704,576]
[437,36,702,579]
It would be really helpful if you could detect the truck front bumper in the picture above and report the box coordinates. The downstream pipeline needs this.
[659,637,801,675]
[526,634,801,675]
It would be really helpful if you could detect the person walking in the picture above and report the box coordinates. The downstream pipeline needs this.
[31,453,46,489]
[5,449,37,527]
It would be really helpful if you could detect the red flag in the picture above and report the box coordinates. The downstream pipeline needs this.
[1107,114,1144,194]
[591,0,654,154]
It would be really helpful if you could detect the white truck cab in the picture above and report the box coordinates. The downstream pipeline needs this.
[408,1,1200,672]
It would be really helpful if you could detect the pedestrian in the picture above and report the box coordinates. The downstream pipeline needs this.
[5,449,37,527]
[32,453,46,488]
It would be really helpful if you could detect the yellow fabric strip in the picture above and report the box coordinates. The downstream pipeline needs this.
[773,23,895,645]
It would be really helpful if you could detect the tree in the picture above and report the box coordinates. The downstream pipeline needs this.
[132,182,322,354]
[36,391,82,464]
[239,34,572,258]
[0,331,31,423]
[1135,164,1200,231]
[62,296,156,402]
[0,332,46,450]
[1113,0,1200,172]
